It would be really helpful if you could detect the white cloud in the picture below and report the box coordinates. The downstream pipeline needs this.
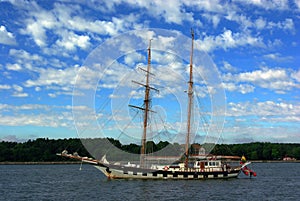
[124,51,145,66]
[184,0,225,13]
[121,0,194,24]
[263,53,293,62]
[19,5,57,47]
[48,93,57,98]
[0,103,62,111]
[223,83,255,94]
[0,113,64,127]
[0,25,16,45]
[24,66,79,89]
[18,2,143,51]
[55,30,91,51]
[255,17,267,30]
[10,84,28,97]
[291,69,300,82]
[233,0,289,10]
[282,18,295,31]
[12,84,23,92]
[21,19,47,47]
[295,0,300,9]
[238,68,288,82]
[222,124,300,143]
[9,49,43,63]
[224,10,295,33]
[224,100,300,143]
[7,49,53,73]
[222,67,300,93]
[227,100,299,118]
[198,29,264,52]
[12,92,28,98]
[0,85,11,90]
[202,13,222,28]
[267,18,295,32]
[6,63,22,71]
[0,103,91,128]
[221,61,238,72]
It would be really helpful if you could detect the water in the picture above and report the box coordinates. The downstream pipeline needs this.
[0,163,299,200]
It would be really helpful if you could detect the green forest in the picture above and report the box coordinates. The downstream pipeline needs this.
[0,138,299,162]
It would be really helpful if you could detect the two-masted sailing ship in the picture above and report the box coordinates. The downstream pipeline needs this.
[58,30,256,179]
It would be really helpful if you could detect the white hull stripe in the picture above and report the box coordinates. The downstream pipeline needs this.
[94,166,240,179]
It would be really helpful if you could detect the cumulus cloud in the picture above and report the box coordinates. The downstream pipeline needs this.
[224,100,300,143]
[295,0,300,9]
[221,61,238,72]
[255,17,267,30]
[226,100,300,122]
[291,69,300,82]
[114,0,194,24]
[198,29,264,52]
[223,83,255,94]
[9,49,44,63]
[12,84,23,92]
[55,30,91,51]
[24,66,79,88]
[6,63,22,71]
[263,53,293,62]
[233,0,289,10]
[0,104,90,128]
[0,85,11,90]
[225,10,295,33]
[12,92,28,98]
[10,85,28,97]
[17,2,142,51]
[266,18,295,33]
[0,25,16,45]
[222,67,299,93]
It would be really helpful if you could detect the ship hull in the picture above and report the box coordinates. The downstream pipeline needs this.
[94,164,241,180]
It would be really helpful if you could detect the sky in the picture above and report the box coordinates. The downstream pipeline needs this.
[0,0,299,144]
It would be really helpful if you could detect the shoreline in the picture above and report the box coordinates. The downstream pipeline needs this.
[0,160,299,165]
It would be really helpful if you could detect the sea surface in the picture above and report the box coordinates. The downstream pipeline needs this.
[0,163,299,201]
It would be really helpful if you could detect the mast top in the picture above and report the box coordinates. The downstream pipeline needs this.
[191,28,194,39]
[148,39,153,49]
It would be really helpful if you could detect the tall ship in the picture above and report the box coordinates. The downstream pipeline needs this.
[58,30,256,179]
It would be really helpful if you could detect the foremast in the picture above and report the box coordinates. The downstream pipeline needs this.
[185,29,194,169]
[128,40,156,168]
[140,39,152,168]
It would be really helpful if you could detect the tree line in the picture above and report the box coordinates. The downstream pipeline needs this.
[0,138,299,162]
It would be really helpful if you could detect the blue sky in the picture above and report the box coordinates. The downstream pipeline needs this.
[0,0,299,144]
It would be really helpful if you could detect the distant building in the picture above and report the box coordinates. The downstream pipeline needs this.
[283,156,296,161]
[191,144,206,155]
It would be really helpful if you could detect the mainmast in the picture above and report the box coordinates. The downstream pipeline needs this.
[140,39,152,168]
[185,29,194,169]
